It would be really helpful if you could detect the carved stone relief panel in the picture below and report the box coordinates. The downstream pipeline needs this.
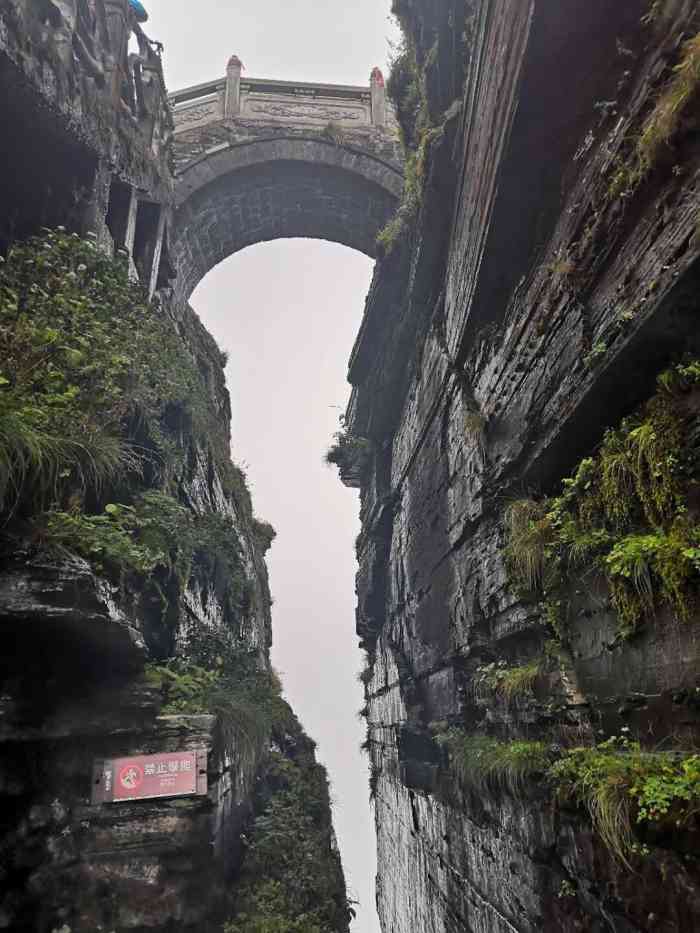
[240,91,371,126]
[172,94,223,134]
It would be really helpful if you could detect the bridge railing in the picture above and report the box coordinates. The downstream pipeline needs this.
[169,58,393,136]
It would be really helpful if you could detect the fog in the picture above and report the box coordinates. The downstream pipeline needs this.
[150,1,399,928]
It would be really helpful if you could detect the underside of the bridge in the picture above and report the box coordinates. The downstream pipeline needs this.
[172,144,400,300]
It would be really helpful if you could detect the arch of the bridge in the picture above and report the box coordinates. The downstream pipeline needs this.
[171,135,403,301]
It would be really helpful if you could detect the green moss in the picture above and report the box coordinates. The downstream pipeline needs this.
[504,361,700,636]
[550,737,700,865]
[438,730,552,795]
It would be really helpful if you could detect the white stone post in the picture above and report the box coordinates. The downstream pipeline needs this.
[224,55,243,118]
[370,67,386,128]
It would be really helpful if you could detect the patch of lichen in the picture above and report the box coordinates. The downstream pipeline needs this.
[505,361,700,637]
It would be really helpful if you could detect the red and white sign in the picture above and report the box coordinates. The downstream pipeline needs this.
[92,750,207,804]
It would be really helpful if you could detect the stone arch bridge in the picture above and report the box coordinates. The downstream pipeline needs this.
[169,58,404,300]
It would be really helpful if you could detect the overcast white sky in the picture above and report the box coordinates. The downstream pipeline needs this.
[149,2,398,930]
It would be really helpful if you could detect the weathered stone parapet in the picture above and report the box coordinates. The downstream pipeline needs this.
[170,63,401,143]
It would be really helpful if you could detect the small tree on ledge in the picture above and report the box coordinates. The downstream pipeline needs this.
[325,431,373,488]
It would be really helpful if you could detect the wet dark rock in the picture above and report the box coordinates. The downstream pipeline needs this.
[350,1,700,930]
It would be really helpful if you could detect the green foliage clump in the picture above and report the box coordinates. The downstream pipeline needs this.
[0,229,215,514]
[224,735,352,933]
[325,430,373,485]
[251,518,276,554]
[40,491,248,615]
[504,499,554,593]
[438,730,552,795]
[550,737,700,865]
[378,19,451,255]
[147,652,292,758]
[504,362,700,636]
[477,660,541,703]
[0,230,266,630]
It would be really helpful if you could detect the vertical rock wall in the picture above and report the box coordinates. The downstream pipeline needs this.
[347,1,700,930]
[0,5,350,931]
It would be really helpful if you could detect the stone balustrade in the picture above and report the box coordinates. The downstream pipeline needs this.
[169,60,397,139]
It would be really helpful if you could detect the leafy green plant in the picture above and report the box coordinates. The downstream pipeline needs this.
[0,230,220,514]
[39,491,248,615]
[504,361,700,636]
[147,653,292,758]
[325,431,373,485]
[550,737,700,865]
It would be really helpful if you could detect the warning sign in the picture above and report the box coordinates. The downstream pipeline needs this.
[92,750,208,804]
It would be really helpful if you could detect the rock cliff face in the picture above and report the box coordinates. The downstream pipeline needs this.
[0,3,349,931]
[345,1,700,930]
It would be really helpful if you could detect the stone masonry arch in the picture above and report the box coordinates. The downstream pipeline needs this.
[168,63,404,300]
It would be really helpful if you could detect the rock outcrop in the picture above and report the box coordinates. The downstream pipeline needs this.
[0,3,350,931]
[344,1,700,930]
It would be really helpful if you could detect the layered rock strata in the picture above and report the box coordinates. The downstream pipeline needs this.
[345,2,700,930]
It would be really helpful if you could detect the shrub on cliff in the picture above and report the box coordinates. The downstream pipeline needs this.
[0,229,265,628]
[224,723,352,933]
[0,229,212,515]
[147,649,292,761]
[550,737,700,866]
[504,361,700,637]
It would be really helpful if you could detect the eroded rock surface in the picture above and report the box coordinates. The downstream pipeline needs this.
[347,1,700,930]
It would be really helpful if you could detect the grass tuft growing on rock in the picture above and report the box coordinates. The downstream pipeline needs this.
[0,230,218,514]
[550,737,700,866]
[147,652,293,759]
[504,499,553,594]
[438,730,552,795]
[609,31,700,196]
[477,660,541,703]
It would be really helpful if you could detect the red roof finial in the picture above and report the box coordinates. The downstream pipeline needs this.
[228,54,244,70]
[370,67,385,87]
